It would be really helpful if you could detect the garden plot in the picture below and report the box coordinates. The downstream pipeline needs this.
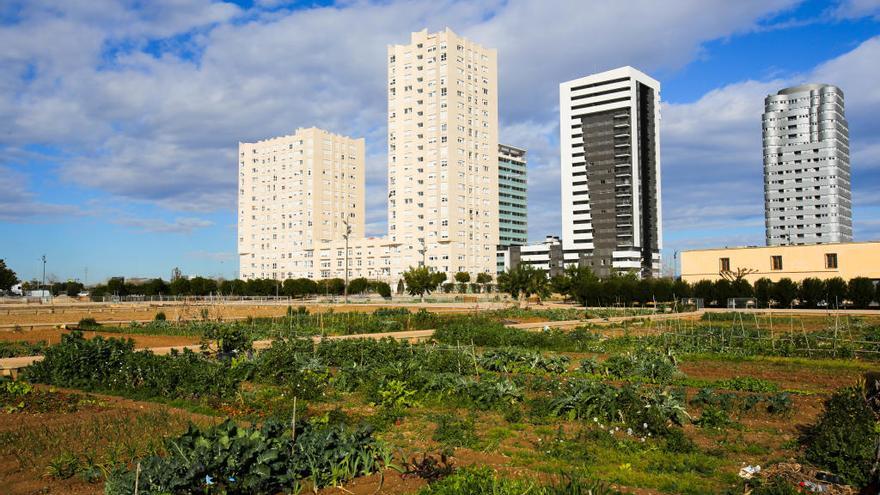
[0,310,877,494]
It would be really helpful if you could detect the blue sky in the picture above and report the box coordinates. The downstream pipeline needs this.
[1,0,879,283]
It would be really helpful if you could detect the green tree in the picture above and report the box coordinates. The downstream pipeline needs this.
[169,277,191,296]
[824,277,847,309]
[476,272,492,293]
[713,279,734,307]
[346,277,370,295]
[403,266,442,302]
[283,278,318,297]
[189,276,218,296]
[549,273,571,298]
[692,280,715,306]
[753,278,774,307]
[730,278,753,299]
[848,277,876,309]
[497,264,549,307]
[431,272,448,289]
[672,278,692,300]
[653,278,675,303]
[65,282,84,298]
[318,278,345,296]
[798,277,825,308]
[454,271,470,293]
[564,265,599,307]
[372,281,392,299]
[773,278,798,308]
[142,278,169,296]
[0,259,18,292]
[107,277,127,296]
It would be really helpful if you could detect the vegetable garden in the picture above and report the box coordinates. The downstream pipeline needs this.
[1,306,879,494]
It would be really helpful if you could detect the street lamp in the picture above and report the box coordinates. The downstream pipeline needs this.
[41,255,46,296]
[342,215,352,304]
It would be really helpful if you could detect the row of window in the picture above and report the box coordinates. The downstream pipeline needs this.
[719,252,838,272]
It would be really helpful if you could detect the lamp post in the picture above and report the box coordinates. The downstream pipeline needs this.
[342,216,352,304]
[41,255,46,296]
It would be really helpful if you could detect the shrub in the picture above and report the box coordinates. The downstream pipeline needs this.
[663,428,697,454]
[432,413,479,449]
[254,339,329,400]
[800,385,878,487]
[77,317,100,329]
[199,324,253,358]
[153,312,166,321]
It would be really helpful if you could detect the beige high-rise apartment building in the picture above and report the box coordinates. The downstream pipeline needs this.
[387,28,499,278]
[237,127,365,280]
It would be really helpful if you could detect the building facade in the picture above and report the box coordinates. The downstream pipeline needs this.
[681,241,880,284]
[559,66,662,278]
[497,235,564,277]
[498,144,528,247]
[387,28,499,279]
[311,236,417,282]
[238,127,365,280]
[763,84,852,246]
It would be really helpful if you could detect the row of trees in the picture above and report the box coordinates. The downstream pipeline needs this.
[89,276,392,300]
[400,267,496,301]
[492,264,879,309]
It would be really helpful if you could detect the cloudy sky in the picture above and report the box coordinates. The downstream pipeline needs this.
[1,0,879,282]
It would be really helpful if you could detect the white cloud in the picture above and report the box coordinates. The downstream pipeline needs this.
[0,166,83,222]
[0,0,802,230]
[112,215,213,233]
[830,0,880,19]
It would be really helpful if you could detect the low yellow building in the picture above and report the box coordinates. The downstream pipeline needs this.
[681,241,880,283]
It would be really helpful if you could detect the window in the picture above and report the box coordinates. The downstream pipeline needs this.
[825,253,838,269]
[771,255,783,271]
[719,258,730,272]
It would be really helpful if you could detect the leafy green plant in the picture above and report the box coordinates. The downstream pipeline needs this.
[478,347,570,374]
[693,406,734,429]
[0,340,48,358]
[432,413,479,449]
[579,357,601,374]
[23,332,242,401]
[800,385,878,487]
[765,393,793,416]
[105,419,389,494]
[417,467,621,495]
[44,452,81,479]
[153,312,166,321]
[375,379,419,420]
[603,350,679,383]
[716,376,778,393]
[199,324,253,358]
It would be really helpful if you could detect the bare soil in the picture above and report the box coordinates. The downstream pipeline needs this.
[0,328,200,348]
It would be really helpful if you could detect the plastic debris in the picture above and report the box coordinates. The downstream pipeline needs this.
[739,465,761,479]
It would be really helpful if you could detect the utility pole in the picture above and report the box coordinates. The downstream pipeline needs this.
[342,215,352,304]
[41,255,46,295]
